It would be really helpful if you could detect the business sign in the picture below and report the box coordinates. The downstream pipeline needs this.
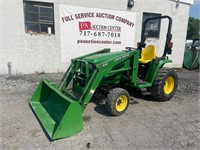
[60,5,136,62]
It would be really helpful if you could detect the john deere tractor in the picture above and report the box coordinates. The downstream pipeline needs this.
[30,15,178,140]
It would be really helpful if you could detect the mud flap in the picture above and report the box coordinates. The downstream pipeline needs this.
[29,80,83,140]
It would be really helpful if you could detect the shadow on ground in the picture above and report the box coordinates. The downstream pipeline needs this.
[91,87,159,116]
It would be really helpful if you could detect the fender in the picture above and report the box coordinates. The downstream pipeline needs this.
[145,58,172,84]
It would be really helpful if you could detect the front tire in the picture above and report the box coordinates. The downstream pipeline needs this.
[150,68,178,101]
[106,88,130,116]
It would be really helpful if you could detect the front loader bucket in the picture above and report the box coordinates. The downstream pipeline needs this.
[29,80,83,140]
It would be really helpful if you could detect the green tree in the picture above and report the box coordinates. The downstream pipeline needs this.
[187,17,200,39]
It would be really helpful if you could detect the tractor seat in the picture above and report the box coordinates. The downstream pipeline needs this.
[139,45,157,64]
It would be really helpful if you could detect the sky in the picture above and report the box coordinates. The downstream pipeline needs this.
[189,0,200,19]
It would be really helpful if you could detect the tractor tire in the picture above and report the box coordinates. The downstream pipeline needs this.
[150,67,178,101]
[106,88,130,116]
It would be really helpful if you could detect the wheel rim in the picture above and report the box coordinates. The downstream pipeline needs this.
[115,95,128,112]
[164,76,175,94]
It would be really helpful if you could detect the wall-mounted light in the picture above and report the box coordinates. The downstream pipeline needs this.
[127,0,134,8]
[176,0,180,9]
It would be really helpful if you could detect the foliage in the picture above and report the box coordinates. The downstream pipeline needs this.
[187,17,200,39]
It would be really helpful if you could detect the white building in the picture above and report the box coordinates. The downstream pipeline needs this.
[0,0,194,74]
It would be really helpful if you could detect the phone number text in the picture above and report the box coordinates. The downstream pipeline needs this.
[79,31,120,38]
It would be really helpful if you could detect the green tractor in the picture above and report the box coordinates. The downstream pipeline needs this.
[30,15,178,140]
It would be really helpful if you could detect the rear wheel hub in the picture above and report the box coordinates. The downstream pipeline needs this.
[164,76,175,94]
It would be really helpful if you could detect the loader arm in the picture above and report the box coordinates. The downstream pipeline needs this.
[58,48,111,90]
[59,49,139,109]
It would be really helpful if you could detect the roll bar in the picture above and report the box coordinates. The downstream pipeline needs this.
[138,15,173,57]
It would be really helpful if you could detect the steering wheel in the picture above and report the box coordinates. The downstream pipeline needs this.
[125,47,134,51]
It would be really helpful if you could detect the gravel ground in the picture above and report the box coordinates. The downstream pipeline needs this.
[0,69,199,150]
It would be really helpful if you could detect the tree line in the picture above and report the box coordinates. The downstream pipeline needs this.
[187,17,199,40]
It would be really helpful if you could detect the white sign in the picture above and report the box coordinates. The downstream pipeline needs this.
[60,5,136,62]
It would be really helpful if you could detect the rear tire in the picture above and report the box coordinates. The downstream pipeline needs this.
[106,88,130,116]
[150,68,178,101]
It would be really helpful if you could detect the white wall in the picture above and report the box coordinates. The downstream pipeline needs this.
[133,0,190,68]
[0,0,191,74]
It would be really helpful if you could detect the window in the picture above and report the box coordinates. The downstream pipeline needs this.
[142,13,161,38]
[23,1,55,34]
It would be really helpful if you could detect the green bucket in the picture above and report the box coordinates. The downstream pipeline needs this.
[183,49,193,70]
[30,80,83,140]
[183,49,200,70]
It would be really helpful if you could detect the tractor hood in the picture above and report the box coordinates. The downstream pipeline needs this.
[83,51,127,64]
